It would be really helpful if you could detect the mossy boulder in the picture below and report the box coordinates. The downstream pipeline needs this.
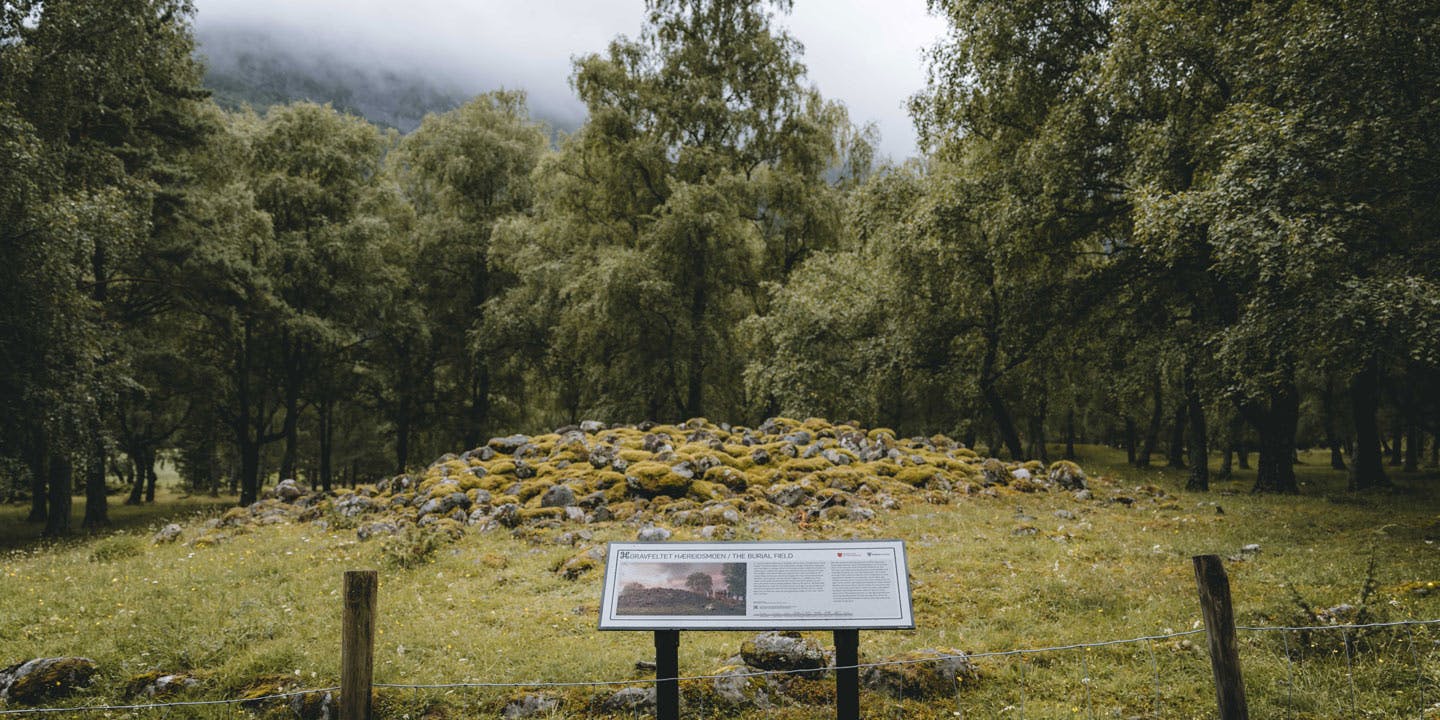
[625,462,693,498]
[740,631,826,671]
[0,657,97,704]
[861,648,978,699]
[1047,460,1087,490]
[123,670,201,698]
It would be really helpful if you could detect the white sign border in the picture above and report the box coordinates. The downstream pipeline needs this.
[597,540,914,631]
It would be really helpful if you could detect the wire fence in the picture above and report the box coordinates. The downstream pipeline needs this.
[1,619,1436,718]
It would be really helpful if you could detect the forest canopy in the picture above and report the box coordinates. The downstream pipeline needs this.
[2,0,1438,534]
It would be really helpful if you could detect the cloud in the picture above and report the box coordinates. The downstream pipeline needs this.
[192,0,945,159]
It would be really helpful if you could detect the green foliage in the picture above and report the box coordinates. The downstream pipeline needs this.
[487,0,865,424]
[88,534,145,563]
[378,523,450,569]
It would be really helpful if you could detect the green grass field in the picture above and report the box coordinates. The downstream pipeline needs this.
[2,446,1438,718]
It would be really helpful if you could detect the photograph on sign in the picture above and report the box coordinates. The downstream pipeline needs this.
[615,561,747,617]
[598,540,913,630]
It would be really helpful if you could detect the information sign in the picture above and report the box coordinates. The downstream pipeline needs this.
[598,540,913,630]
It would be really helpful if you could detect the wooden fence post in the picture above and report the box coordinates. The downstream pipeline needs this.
[341,570,377,720]
[1193,555,1248,720]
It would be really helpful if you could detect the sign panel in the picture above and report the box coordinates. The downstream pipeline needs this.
[598,540,913,630]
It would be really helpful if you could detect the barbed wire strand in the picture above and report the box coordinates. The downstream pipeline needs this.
[1,621,1434,716]
[0,687,339,716]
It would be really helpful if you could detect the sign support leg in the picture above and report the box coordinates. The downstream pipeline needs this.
[834,629,859,720]
[654,630,680,720]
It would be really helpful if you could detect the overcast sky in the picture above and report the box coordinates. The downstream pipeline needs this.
[191,0,948,160]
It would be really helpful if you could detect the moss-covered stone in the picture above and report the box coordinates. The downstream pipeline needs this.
[861,648,978,699]
[625,461,692,498]
[687,479,726,502]
[894,466,941,487]
[517,507,565,523]
[704,465,749,490]
[0,657,97,704]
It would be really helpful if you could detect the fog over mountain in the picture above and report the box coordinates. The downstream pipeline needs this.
[196,22,585,134]
[191,1,944,158]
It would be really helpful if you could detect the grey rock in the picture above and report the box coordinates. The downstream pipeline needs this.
[642,433,672,454]
[637,525,672,542]
[588,444,616,469]
[821,449,852,466]
[741,631,825,671]
[1048,463,1088,491]
[0,657,97,704]
[861,649,978,699]
[699,525,736,540]
[272,479,305,502]
[502,692,560,719]
[488,434,531,455]
[131,673,199,698]
[541,484,577,508]
[580,420,606,434]
[356,522,400,541]
[750,447,771,465]
[152,523,183,544]
[766,484,809,508]
[602,687,655,713]
[493,503,521,528]
[334,494,375,518]
[709,665,771,709]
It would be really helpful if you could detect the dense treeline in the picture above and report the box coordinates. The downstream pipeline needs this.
[3,0,1438,533]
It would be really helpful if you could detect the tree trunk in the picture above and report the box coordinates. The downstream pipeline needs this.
[395,393,412,476]
[1124,416,1137,466]
[685,276,707,420]
[982,385,1024,460]
[1430,430,1439,468]
[126,446,147,505]
[1322,377,1346,470]
[1245,383,1300,494]
[144,455,158,503]
[1389,421,1404,466]
[44,451,72,536]
[1404,422,1421,473]
[1167,400,1187,469]
[1064,407,1076,460]
[238,438,261,507]
[1138,375,1162,466]
[318,400,333,493]
[1348,358,1389,490]
[26,430,47,523]
[1027,393,1049,463]
[1236,423,1250,470]
[464,361,490,450]
[279,382,300,481]
[1185,365,1208,491]
[82,437,109,528]
[977,323,1023,460]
